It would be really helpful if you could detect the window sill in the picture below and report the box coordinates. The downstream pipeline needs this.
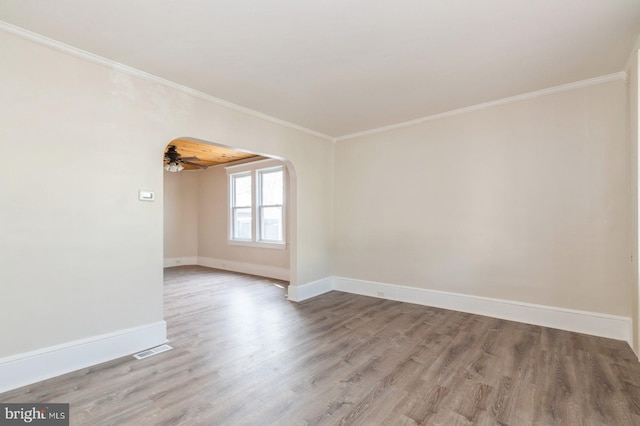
[228,240,287,250]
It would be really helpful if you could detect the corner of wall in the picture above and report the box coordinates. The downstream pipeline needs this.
[287,277,333,302]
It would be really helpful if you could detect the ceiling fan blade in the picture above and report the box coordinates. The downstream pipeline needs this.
[180,156,200,161]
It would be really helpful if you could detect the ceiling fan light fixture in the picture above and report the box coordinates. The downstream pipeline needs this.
[164,145,188,172]
[164,162,184,172]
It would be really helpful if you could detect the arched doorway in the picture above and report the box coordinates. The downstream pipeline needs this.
[161,137,297,287]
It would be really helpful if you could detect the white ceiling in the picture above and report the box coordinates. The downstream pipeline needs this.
[1,0,639,138]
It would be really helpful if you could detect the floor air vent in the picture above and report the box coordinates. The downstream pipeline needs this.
[133,344,173,360]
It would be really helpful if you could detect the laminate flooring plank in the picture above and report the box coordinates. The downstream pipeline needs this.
[487,326,541,425]
[273,313,437,424]
[293,305,462,425]
[386,318,497,423]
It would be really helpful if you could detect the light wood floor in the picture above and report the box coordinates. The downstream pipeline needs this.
[2,266,640,425]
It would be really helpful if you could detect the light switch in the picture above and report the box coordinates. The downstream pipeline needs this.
[139,190,155,201]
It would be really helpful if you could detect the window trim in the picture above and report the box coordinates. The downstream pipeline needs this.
[257,166,285,243]
[226,159,286,249]
[229,171,253,242]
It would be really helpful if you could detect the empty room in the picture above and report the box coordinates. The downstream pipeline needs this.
[2,1,640,424]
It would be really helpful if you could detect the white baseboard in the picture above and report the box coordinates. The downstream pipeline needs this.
[285,275,631,344]
[0,321,167,394]
[197,256,289,281]
[333,277,632,345]
[163,257,198,267]
[287,277,333,302]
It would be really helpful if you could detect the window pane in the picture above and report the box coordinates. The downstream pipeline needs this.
[260,169,283,206]
[233,174,252,207]
[233,207,252,239]
[260,206,282,241]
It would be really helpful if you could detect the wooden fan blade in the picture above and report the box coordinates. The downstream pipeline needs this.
[181,156,200,161]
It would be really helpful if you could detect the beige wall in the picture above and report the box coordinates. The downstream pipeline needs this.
[197,162,290,269]
[627,45,640,354]
[163,170,199,259]
[0,30,333,358]
[335,79,631,316]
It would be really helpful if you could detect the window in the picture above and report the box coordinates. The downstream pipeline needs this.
[227,160,286,247]
[258,167,284,242]
[230,172,252,240]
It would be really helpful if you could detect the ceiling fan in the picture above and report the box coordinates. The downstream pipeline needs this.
[164,145,207,172]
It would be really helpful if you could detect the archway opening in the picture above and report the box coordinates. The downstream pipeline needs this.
[161,137,297,289]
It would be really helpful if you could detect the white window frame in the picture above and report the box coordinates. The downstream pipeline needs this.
[226,159,286,249]
[229,171,253,242]
[257,166,285,244]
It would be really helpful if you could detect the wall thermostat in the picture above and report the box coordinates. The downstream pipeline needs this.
[139,190,155,201]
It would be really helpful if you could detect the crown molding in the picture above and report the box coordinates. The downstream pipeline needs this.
[0,21,334,142]
[335,72,628,142]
